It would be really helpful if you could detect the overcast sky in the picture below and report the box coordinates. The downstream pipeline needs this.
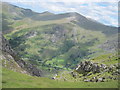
[2,0,119,27]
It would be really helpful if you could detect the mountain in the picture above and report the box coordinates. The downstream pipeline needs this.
[1,2,119,88]
[31,12,117,35]
[1,2,118,72]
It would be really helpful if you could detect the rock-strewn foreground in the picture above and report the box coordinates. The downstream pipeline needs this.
[53,59,119,82]
[76,61,119,75]
[74,61,119,82]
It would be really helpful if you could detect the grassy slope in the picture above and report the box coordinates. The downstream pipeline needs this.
[4,19,109,71]
[2,68,118,88]
[90,53,118,65]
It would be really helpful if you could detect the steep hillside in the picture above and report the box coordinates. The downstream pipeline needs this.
[1,34,43,76]
[2,2,118,73]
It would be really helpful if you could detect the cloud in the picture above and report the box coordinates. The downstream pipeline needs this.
[83,2,118,26]
[38,2,118,26]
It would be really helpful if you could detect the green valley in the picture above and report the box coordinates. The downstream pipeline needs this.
[1,2,119,88]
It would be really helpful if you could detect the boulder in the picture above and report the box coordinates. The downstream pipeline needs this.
[84,79,90,82]
[75,60,119,82]
[76,61,101,74]
[97,78,104,82]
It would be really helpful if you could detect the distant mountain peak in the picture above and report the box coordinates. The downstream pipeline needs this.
[42,11,51,13]
[40,11,54,15]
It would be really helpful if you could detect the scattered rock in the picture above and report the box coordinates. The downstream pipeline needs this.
[86,72,92,76]
[75,60,119,82]
[97,78,104,82]
[84,79,90,82]
[76,61,102,74]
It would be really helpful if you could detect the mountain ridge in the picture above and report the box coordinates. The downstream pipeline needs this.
[1,2,118,28]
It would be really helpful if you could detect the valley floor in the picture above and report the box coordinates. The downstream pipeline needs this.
[2,68,118,88]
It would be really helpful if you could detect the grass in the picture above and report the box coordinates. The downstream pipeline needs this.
[2,68,118,88]
[90,53,118,66]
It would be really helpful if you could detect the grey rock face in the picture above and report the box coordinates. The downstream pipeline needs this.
[25,31,37,38]
[76,61,102,74]
[75,61,119,75]
[74,60,119,82]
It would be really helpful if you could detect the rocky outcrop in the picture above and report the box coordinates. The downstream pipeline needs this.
[72,61,119,82]
[75,61,101,74]
[1,51,28,74]
[98,39,118,53]
[75,61,119,74]
[1,35,43,77]
[25,31,37,38]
